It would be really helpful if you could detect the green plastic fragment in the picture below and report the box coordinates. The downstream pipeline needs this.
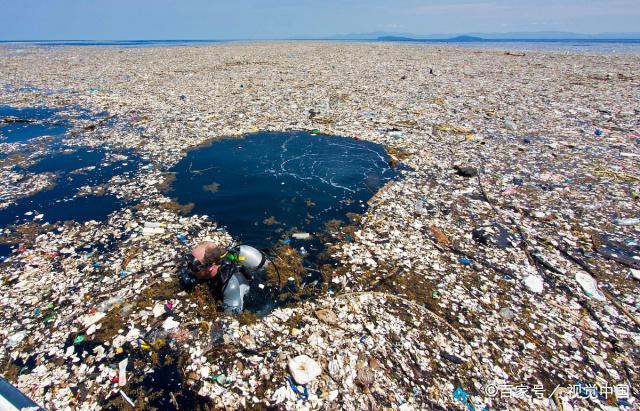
[213,374,232,386]
[73,335,85,345]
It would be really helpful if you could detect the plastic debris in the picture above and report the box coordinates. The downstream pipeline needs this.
[7,331,27,348]
[288,355,322,385]
[162,317,180,331]
[452,386,476,411]
[213,374,233,387]
[454,165,478,178]
[142,226,166,236]
[522,275,544,294]
[118,358,128,387]
[1,42,639,411]
[499,307,514,320]
[575,272,606,300]
[176,233,189,244]
[119,390,135,407]
[613,217,640,226]
[458,256,472,266]
[152,302,166,318]
[144,222,164,228]
[291,232,311,240]
[315,309,338,325]
[287,375,309,400]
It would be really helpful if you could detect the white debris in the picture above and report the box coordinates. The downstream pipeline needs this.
[291,232,311,240]
[575,272,606,300]
[523,275,544,294]
[288,355,322,385]
[118,358,128,386]
[162,317,180,331]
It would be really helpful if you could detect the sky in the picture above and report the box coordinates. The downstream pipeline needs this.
[0,0,638,40]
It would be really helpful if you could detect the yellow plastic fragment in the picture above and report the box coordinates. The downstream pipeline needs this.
[593,165,640,182]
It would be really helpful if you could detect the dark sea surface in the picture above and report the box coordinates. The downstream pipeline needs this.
[168,130,398,315]
[168,131,397,252]
[0,106,142,259]
[0,106,68,143]
[0,148,139,227]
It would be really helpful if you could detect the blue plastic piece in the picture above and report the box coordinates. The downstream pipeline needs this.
[459,257,472,266]
[452,386,487,411]
[288,376,309,401]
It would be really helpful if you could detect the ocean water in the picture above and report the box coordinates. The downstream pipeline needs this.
[169,131,397,251]
[1,39,639,54]
[0,106,142,257]
[0,243,11,261]
[446,39,640,55]
[0,40,225,49]
[0,106,68,143]
[0,149,140,227]
[168,131,398,315]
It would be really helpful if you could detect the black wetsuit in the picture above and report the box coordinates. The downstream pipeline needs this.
[178,254,238,299]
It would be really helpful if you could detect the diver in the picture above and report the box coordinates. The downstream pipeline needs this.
[178,241,270,313]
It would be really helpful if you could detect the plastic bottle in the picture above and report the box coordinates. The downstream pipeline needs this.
[142,226,165,236]
[222,272,250,313]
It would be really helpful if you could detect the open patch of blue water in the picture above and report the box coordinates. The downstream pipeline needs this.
[0,106,69,143]
[0,243,12,261]
[27,150,105,173]
[0,106,60,120]
[168,131,397,250]
[1,122,67,143]
[0,105,110,144]
[0,104,139,228]
[0,149,140,227]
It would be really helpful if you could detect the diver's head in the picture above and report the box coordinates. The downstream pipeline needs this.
[192,242,225,280]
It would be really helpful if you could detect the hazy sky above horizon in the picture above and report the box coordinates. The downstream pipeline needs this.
[0,0,638,40]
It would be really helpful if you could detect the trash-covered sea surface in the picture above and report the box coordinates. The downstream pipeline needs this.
[168,130,397,316]
[0,42,639,410]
